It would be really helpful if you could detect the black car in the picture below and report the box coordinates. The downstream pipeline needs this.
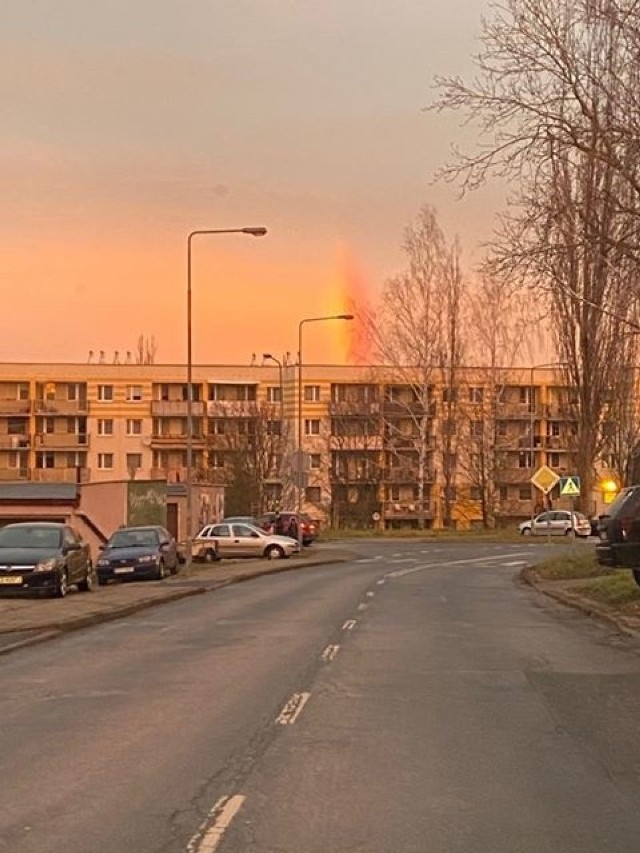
[595,485,640,586]
[0,522,93,598]
[96,525,179,584]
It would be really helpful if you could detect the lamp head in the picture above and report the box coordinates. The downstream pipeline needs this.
[242,227,268,237]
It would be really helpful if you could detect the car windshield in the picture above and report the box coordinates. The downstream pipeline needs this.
[108,529,159,548]
[0,525,62,549]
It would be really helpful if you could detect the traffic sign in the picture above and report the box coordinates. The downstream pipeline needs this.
[531,465,560,494]
[559,475,581,497]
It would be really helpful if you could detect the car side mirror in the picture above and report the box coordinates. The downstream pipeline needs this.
[98,544,105,551]
[64,542,81,553]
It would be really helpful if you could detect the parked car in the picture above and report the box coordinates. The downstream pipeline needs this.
[518,510,591,537]
[193,521,300,560]
[0,522,93,598]
[595,485,640,586]
[96,525,179,584]
[257,512,319,546]
[221,515,261,527]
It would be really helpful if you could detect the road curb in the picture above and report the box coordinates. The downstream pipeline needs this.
[520,565,640,638]
[0,553,352,655]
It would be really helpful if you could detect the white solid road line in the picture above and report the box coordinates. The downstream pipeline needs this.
[386,552,532,578]
[342,619,357,630]
[322,644,340,661]
[276,692,311,725]
[357,603,368,611]
[187,794,246,853]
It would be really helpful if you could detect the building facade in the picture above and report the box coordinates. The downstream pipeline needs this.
[0,361,620,529]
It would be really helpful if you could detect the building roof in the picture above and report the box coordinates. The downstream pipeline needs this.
[0,483,79,502]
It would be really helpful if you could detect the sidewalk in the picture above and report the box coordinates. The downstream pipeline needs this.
[0,544,355,655]
[521,566,640,638]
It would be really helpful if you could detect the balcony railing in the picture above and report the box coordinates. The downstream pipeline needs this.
[328,400,381,417]
[382,400,436,417]
[150,433,205,446]
[0,435,30,449]
[495,467,533,484]
[0,399,31,415]
[383,467,435,483]
[150,466,217,484]
[35,433,89,448]
[382,500,433,519]
[0,467,30,481]
[151,400,205,417]
[32,467,90,483]
[34,399,88,415]
[207,400,257,417]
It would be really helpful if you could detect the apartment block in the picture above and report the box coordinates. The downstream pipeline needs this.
[0,361,617,529]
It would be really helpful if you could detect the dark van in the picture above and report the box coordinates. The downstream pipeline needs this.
[595,485,640,586]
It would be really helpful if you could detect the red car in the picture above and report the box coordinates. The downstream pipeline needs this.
[258,512,318,546]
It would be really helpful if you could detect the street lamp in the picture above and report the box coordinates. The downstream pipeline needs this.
[186,227,267,563]
[297,314,354,547]
[529,361,568,526]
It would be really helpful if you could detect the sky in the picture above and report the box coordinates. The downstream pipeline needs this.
[1,0,504,366]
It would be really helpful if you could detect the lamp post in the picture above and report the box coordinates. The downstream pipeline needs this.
[262,353,284,511]
[297,314,354,548]
[529,361,568,527]
[186,226,267,564]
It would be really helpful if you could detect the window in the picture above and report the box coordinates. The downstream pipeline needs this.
[98,419,114,436]
[518,451,533,468]
[305,419,321,435]
[471,420,484,438]
[267,386,282,403]
[305,486,322,502]
[470,486,481,501]
[499,486,508,502]
[443,420,456,436]
[98,453,114,470]
[36,451,55,469]
[98,384,114,401]
[7,418,25,435]
[210,419,225,435]
[518,487,530,501]
[266,420,282,436]
[547,421,560,437]
[126,453,142,471]
[126,419,142,436]
[41,417,54,434]
[304,385,321,402]
[496,421,508,437]
[209,452,225,468]
[310,453,321,469]
[211,524,231,538]
[17,383,29,401]
[519,386,533,407]
[548,452,561,468]
[442,387,458,403]
[469,386,484,403]
[126,385,143,402]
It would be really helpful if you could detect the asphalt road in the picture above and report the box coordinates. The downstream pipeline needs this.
[1,540,639,853]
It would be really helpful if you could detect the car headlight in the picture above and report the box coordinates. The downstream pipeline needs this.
[137,554,157,564]
[34,557,59,572]
[97,558,111,567]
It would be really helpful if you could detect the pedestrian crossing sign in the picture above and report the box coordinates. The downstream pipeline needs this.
[559,476,581,496]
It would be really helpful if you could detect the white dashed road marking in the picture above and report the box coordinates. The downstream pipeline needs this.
[366,591,375,597]
[187,794,246,853]
[342,619,357,631]
[322,644,340,661]
[376,579,385,586]
[357,603,368,612]
[276,692,311,725]
[386,552,532,578]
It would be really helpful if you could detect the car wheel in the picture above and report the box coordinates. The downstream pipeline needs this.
[564,528,575,536]
[155,560,166,580]
[265,545,285,560]
[521,527,532,536]
[97,576,108,586]
[55,569,68,598]
[632,569,640,588]
[204,548,218,563]
[77,563,93,593]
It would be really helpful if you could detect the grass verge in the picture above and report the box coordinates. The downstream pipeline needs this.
[321,527,524,542]
[532,550,604,580]
[574,573,640,609]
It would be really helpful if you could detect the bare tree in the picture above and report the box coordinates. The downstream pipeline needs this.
[431,0,640,510]
[136,334,158,365]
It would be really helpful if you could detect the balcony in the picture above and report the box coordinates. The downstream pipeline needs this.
[385,434,436,450]
[150,433,205,447]
[495,467,533,484]
[328,400,381,418]
[329,434,383,452]
[150,467,218,484]
[207,400,257,418]
[382,400,435,417]
[32,468,90,483]
[383,500,433,520]
[0,399,31,416]
[151,400,205,417]
[0,435,30,450]
[35,433,89,449]
[383,467,435,483]
[0,467,29,481]
[34,399,88,415]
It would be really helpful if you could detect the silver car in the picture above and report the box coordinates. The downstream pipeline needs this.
[194,522,300,560]
[519,510,591,537]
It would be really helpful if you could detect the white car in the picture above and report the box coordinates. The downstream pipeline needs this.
[194,522,301,561]
[519,510,591,537]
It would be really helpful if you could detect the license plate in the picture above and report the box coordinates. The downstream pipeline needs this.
[0,576,22,584]
[114,567,135,574]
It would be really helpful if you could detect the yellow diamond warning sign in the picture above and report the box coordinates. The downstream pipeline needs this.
[531,465,560,495]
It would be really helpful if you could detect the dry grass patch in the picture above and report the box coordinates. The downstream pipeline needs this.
[533,550,604,581]
[575,573,640,609]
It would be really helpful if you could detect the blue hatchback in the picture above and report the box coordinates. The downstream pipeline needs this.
[96,525,179,584]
